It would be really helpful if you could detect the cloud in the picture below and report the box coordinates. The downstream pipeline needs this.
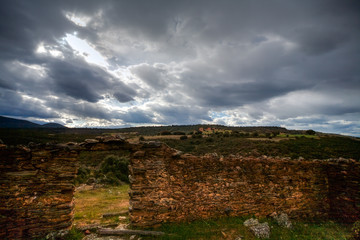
[118,108,154,124]
[0,0,359,135]
[113,92,134,103]
[0,90,58,118]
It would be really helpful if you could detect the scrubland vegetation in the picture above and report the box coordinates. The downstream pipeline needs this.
[162,134,360,160]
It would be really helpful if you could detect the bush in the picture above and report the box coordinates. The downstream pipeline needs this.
[74,167,91,185]
[272,131,280,137]
[180,135,188,140]
[306,129,316,135]
[206,137,214,142]
[99,155,129,185]
[101,172,122,185]
[173,131,186,135]
[160,131,172,135]
[139,136,145,141]
[192,134,203,139]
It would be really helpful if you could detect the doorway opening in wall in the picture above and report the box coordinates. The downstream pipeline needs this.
[73,149,131,229]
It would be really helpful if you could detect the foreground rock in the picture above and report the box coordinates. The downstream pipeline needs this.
[244,218,270,239]
[271,212,292,228]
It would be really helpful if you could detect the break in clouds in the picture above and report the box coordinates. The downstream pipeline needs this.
[0,0,359,136]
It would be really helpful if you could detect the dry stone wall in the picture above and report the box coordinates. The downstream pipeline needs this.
[0,138,136,239]
[129,144,360,227]
[1,139,359,239]
[0,145,78,239]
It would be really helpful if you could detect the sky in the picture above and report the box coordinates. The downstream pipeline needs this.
[0,0,359,136]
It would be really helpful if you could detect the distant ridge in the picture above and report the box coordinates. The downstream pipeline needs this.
[0,116,66,128]
[41,123,66,128]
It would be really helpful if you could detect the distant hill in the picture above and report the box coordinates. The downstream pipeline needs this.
[0,116,66,129]
[41,123,67,128]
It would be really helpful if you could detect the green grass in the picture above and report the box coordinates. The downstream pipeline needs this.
[143,217,352,240]
[63,227,84,240]
[162,135,360,160]
[73,185,129,227]
[278,134,319,139]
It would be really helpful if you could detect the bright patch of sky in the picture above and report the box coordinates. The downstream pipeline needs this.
[64,33,108,68]
[209,111,228,119]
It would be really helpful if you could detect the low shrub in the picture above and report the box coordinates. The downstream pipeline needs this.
[180,135,188,140]
[173,131,186,135]
[192,134,203,139]
[160,131,172,135]
[74,167,91,185]
[98,155,129,185]
[206,137,214,143]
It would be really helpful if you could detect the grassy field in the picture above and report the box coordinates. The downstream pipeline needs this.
[148,217,352,240]
[73,185,129,227]
[277,133,319,139]
[1,126,359,161]
[162,135,360,160]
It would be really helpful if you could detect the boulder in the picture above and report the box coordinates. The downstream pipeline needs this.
[271,212,292,228]
[244,218,270,239]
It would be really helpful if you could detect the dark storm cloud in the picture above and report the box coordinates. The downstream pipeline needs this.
[113,92,134,103]
[0,0,359,134]
[48,60,110,103]
[119,109,154,124]
[0,78,15,91]
[150,104,211,125]
[0,0,75,62]
[46,97,112,120]
[0,0,139,120]
[192,82,296,107]
[0,90,58,118]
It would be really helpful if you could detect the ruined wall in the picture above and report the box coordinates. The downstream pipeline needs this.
[326,161,360,222]
[1,139,359,238]
[0,145,78,239]
[129,145,360,227]
[0,138,136,239]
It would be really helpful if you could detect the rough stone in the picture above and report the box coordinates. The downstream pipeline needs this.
[244,218,259,227]
[129,150,360,227]
[85,139,99,144]
[141,141,162,148]
[249,222,270,239]
[271,212,292,228]
[0,146,78,239]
